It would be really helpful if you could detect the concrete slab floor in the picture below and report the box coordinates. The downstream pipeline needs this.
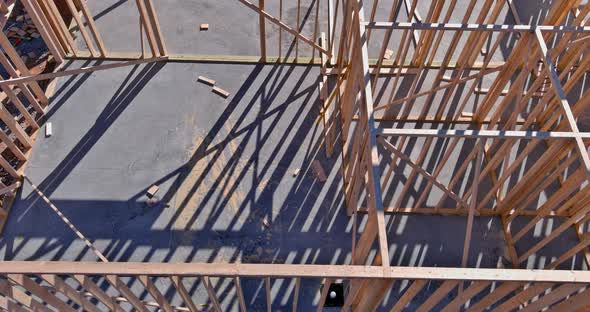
[0,1,586,309]
[0,59,583,310]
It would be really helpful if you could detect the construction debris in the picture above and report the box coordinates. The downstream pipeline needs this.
[212,86,230,98]
[6,15,39,42]
[45,122,52,137]
[197,75,216,86]
[311,160,327,182]
[146,185,160,197]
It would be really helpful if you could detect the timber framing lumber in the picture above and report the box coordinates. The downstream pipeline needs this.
[237,0,331,57]
[0,261,590,283]
[352,0,389,268]
[0,57,168,86]
[365,21,590,32]
[2,1,590,311]
[534,27,590,176]
[375,128,590,139]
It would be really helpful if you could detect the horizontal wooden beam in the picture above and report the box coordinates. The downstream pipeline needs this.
[374,128,590,139]
[66,52,504,69]
[0,57,168,86]
[0,262,589,283]
[357,207,572,217]
[365,22,590,33]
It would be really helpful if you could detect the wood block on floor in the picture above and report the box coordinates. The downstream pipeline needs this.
[146,185,159,197]
[197,75,216,86]
[212,86,230,98]
[45,122,52,137]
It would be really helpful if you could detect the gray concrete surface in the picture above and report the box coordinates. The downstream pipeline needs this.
[0,59,582,310]
[0,0,586,310]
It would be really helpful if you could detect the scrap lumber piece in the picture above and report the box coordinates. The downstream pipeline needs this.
[146,184,159,197]
[212,86,230,98]
[45,122,52,137]
[197,75,215,86]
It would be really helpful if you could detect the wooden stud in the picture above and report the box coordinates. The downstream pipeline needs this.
[391,279,427,311]
[238,0,330,56]
[0,279,53,312]
[0,30,48,105]
[135,0,158,57]
[138,275,173,312]
[292,277,300,312]
[143,0,167,56]
[316,278,333,312]
[234,277,247,312]
[73,274,122,312]
[416,280,459,312]
[105,274,149,312]
[45,0,78,57]
[40,274,102,312]
[63,0,98,56]
[265,277,271,312]
[520,283,582,312]
[203,277,222,312]
[8,274,76,312]
[170,276,200,312]
[258,0,266,62]
[75,0,108,56]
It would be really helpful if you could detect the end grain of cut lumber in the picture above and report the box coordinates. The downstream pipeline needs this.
[311,160,327,182]
[45,122,52,137]
[197,75,216,86]
[200,23,209,31]
[146,185,159,197]
[213,86,230,98]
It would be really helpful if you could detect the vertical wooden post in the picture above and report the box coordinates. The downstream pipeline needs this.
[295,0,301,61]
[63,0,98,56]
[135,0,158,57]
[143,0,167,56]
[75,0,108,56]
[259,0,266,62]
[170,276,199,312]
[265,277,272,312]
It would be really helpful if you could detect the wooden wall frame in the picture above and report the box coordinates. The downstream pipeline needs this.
[0,0,589,310]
